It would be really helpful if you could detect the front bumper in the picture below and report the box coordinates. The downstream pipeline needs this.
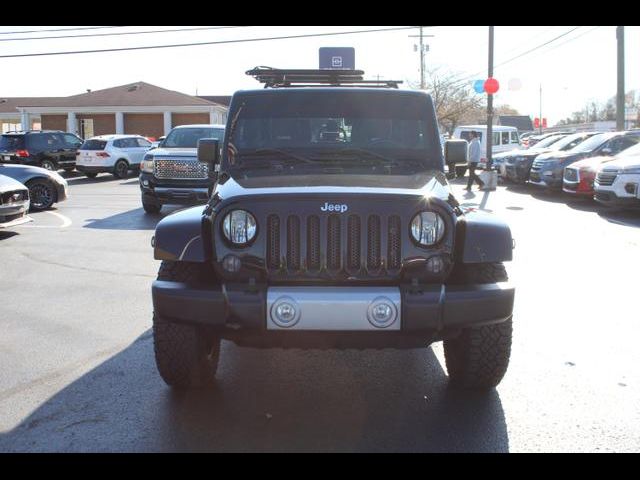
[152,282,515,347]
[139,172,211,206]
[0,201,32,228]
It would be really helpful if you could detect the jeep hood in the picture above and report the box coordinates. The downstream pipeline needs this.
[217,171,451,200]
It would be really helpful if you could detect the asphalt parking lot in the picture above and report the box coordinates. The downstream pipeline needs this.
[1,172,639,452]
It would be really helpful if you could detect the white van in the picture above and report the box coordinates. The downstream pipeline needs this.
[452,125,521,164]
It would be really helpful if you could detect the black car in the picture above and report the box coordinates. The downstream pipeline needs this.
[0,130,83,172]
[530,131,640,189]
[149,67,516,391]
[0,163,68,211]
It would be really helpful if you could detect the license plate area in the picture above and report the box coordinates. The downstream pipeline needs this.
[266,287,401,331]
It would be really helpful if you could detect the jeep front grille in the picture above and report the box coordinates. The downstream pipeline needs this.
[154,159,208,180]
[595,171,617,186]
[266,213,402,273]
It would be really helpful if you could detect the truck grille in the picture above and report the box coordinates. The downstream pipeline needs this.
[266,213,402,273]
[595,171,617,186]
[154,159,208,180]
[564,168,578,182]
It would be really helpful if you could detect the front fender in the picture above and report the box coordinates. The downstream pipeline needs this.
[456,210,513,264]
[153,206,208,262]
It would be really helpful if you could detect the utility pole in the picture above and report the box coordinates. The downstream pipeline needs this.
[486,26,494,168]
[616,26,625,131]
[539,84,543,134]
[409,27,434,90]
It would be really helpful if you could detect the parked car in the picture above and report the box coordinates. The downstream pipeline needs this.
[0,174,31,228]
[0,130,83,172]
[139,124,225,214]
[529,131,640,190]
[449,125,520,175]
[493,133,568,180]
[76,134,152,179]
[0,163,69,211]
[526,131,570,148]
[519,131,536,148]
[149,136,165,150]
[593,144,640,208]
[503,132,598,184]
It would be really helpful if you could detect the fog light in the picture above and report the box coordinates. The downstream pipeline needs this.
[142,179,149,186]
[222,254,241,273]
[426,256,445,274]
[271,296,300,328]
[367,297,397,329]
[624,183,638,195]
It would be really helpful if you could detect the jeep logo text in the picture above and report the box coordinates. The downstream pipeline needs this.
[320,202,348,213]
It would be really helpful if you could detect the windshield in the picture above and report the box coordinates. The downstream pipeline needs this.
[551,133,592,151]
[568,133,611,153]
[0,135,25,151]
[163,127,225,148]
[226,91,441,174]
[532,134,566,149]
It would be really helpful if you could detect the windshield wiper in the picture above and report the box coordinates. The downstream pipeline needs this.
[313,148,397,165]
[239,148,321,165]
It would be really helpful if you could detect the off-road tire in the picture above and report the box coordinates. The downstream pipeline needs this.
[153,261,220,388]
[444,263,512,390]
[142,199,161,214]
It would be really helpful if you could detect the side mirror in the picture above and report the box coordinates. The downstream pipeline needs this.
[198,138,220,181]
[444,139,468,166]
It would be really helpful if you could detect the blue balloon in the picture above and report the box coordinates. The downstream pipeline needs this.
[473,79,485,94]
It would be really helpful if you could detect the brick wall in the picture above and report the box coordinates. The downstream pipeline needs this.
[124,113,163,138]
[41,115,67,131]
[172,113,209,127]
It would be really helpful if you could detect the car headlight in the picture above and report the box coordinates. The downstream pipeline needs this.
[222,210,257,245]
[410,212,445,246]
[141,155,154,173]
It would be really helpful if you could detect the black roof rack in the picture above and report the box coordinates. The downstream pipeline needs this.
[246,66,403,89]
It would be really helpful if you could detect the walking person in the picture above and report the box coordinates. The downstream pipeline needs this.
[465,131,485,191]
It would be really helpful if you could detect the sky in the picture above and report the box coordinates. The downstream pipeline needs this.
[0,26,637,126]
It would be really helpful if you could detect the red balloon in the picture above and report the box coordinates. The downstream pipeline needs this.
[484,77,499,95]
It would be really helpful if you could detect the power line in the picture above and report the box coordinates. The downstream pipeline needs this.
[0,26,127,36]
[0,26,253,43]
[0,26,418,59]
[450,26,584,89]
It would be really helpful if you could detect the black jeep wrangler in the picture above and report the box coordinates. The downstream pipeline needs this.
[151,68,515,390]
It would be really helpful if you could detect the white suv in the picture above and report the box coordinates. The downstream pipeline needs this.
[594,142,640,208]
[76,134,152,179]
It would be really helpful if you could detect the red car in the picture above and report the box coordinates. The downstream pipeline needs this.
[563,155,617,196]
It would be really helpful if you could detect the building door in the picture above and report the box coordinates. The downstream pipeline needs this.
[79,118,94,139]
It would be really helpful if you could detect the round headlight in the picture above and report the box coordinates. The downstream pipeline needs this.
[411,212,445,246]
[222,210,257,245]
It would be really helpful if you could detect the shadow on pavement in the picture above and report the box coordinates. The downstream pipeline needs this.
[83,207,182,231]
[0,330,509,452]
[65,175,129,186]
[0,231,20,241]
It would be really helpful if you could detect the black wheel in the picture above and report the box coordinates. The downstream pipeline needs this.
[455,166,467,178]
[40,159,56,171]
[153,261,221,388]
[142,199,161,214]
[444,263,512,390]
[85,172,98,179]
[113,159,129,179]
[26,179,56,211]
